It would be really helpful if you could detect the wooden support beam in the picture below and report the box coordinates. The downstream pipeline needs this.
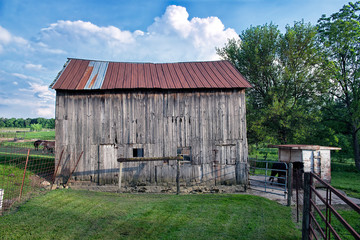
[117,156,183,162]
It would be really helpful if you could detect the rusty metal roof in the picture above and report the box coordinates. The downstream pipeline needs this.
[50,58,251,90]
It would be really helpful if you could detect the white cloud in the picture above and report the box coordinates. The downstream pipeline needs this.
[40,20,134,46]
[11,73,41,82]
[25,63,45,71]
[0,25,29,54]
[36,5,239,62]
[27,82,56,101]
[0,26,12,44]
[35,107,54,118]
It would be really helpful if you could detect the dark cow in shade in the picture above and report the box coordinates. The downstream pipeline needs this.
[34,140,44,151]
[269,162,287,184]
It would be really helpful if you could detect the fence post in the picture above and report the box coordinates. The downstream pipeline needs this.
[176,160,180,195]
[19,149,30,200]
[118,162,123,192]
[287,163,293,206]
[302,172,311,240]
[0,189,4,215]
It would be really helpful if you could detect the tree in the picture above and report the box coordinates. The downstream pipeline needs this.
[5,118,16,128]
[24,118,32,128]
[317,1,360,170]
[217,21,327,144]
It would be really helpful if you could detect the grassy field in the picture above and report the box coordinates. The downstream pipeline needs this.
[0,190,301,240]
[0,129,55,142]
[331,159,360,199]
[314,208,360,240]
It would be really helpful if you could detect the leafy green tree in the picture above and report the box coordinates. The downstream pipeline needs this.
[217,21,327,144]
[45,119,55,129]
[318,1,360,170]
[14,118,25,128]
[24,118,32,128]
[5,118,15,128]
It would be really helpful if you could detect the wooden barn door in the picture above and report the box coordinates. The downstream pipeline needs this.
[215,145,237,185]
[99,144,118,184]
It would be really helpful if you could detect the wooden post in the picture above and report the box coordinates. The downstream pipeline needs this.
[118,162,123,192]
[302,172,311,240]
[176,160,180,195]
[19,149,30,200]
[287,163,293,206]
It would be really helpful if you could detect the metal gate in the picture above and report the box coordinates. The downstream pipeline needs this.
[248,159,288,198]
[302,172,360,240]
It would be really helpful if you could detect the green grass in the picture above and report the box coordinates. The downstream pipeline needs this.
[0,151,55,200]
[331,159,360,199]
[331,171,360,199]
[314,209,359,240]
[0,129,55,141]
[0,164,31,199]
[0,190,301,240]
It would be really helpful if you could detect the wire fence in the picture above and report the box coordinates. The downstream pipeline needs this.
[0,142,55,215]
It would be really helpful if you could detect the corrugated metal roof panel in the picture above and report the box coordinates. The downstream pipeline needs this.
[51,58,251,90]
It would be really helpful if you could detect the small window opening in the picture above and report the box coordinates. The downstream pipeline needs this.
[177,147,192,162]
[133,148,144,157]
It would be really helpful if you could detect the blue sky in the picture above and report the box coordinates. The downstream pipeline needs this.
[0,0,350,118]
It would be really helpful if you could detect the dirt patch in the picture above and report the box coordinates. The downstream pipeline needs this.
[0,138,13,142]
[29,175,51,188]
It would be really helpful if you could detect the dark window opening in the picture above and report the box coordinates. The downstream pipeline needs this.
[133,148,144,157]
[177,147,192,162]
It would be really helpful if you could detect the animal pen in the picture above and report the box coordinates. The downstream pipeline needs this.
[50,58,251,190]
[0,142,56,214]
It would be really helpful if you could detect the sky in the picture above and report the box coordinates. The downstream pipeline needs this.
[0,0,351,118]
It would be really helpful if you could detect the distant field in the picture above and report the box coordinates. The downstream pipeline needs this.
[0,128,55,141]
[0,190,301,239]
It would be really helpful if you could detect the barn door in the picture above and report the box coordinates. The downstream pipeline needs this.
[215,145,237,184]
[98,144,118,184]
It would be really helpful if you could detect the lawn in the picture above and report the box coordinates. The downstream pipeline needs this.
[331,160,360,199]
[0,190,301,240]
[314,208,360,240]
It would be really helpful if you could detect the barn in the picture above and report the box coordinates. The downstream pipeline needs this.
[50,58,251,189]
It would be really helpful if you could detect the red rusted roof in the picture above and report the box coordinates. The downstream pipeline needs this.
[50,58,251,90]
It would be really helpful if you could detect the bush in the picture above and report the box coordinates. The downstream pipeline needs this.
[30,124,42,132]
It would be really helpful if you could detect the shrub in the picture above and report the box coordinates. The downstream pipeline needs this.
[30,124,42,132]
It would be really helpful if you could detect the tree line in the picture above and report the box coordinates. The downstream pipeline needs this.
[0,117,55,129]
[217,2,360,170]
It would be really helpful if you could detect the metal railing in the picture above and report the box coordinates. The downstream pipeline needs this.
[302,172,360,240]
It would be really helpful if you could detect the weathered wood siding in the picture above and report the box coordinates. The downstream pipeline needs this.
[55,89,248,186]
